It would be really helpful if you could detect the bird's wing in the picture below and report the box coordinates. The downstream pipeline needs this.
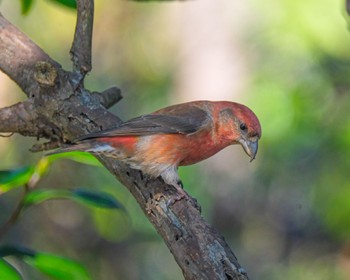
[76,103,211,141]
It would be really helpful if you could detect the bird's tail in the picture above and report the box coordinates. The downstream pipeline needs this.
[46,142,94,156]
[46,141,117,158]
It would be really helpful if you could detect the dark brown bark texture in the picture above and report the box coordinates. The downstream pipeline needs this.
[0,1,249,279]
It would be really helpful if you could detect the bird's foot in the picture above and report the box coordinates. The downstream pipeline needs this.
[166,181,187,207]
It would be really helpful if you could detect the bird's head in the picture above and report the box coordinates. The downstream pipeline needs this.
[217,102,261,161]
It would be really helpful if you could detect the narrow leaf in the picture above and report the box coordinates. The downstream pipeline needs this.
[25,253,91,280]
[22,189,124,210]
[35,157,51,177]
[0,167,34,194]
[47,151,102,167]
[0,259,22,280]
[46,0,77,9]
[0,247,91,280]
[22,190,70,208]
[0,159,51,194]
[0,246,36,258]
[20,0,34,14]
[72,189,124,209]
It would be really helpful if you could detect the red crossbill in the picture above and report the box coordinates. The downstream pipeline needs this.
[49,100,261,199]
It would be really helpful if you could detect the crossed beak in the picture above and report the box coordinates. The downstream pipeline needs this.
[239,138,259,162]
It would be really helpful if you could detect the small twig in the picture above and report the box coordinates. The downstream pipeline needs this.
[30,141,61,153]
[0,132,14,137]
[0,102,41,137]
[92,86,123,108]
[70,0,94,77]
[0,185,29,240]
[346,0,350,16]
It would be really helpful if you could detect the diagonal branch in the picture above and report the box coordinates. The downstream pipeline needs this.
[0,10,250,280]
[102,159,249,280]
[0,14,61,97]
[70,0,94,76]
[0,101,41,137]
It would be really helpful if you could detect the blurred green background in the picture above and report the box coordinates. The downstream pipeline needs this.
[1,0,350,279]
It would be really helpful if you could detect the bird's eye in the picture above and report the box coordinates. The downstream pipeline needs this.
[240,123,247,131]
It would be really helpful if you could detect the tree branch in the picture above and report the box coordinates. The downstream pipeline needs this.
[0,14,61,97]
[0,101,41,137]
[70,0,94,77]
[102,159,248,279]
[92,86,123,109]
[0,10,249,280]
[0,12,120,142]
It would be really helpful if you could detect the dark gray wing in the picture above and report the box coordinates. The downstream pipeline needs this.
[76,102,211,141]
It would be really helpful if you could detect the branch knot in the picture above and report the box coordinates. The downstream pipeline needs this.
[34,61,57,87]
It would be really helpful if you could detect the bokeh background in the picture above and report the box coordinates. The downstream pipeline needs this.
[1,0,350,279]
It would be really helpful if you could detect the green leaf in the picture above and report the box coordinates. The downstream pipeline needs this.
[0,246,91,280]
[0,259,22,280]
[34,158,51,177]
[22,189,70,207]
[20,0,34,14]
[25,253,91,280]
[47,151,102,167]
[72,189,124,209]
[47,0,76,9]
[23,189,124,210]
[0,245,36,258]
[0,166,34,194]
[0,159,52,194]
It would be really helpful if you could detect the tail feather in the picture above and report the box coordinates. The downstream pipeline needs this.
[46,141,116,156]
[46,143,91,156]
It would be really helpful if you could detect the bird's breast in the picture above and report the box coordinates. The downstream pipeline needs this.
[135,130,232,167]
[179,132,231,166]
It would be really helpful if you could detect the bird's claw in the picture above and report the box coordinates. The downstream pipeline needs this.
[166,192,186,208]
[165,181,187,207]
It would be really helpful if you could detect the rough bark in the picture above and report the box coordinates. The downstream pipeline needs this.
[0,2,249,279]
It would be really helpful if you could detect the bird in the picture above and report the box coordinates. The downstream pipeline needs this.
[49,100,261,202]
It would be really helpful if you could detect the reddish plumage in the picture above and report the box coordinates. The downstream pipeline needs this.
[49,101,261,194]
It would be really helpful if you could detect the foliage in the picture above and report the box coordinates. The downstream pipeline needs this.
[0,246,91,280]
[20,0,76,14]
[0,153,124,279]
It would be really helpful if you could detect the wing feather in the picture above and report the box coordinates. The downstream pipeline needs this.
[76,102,211,141]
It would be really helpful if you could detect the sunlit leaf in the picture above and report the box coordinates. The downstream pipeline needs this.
[0,167,34,194]
[0,159,51,194]
[23,189,124,210]
[25,253,91,280]
[47,151,102,167]
[0,246,90,280]
[20,0,34,14]
[22,190,70,207]
[47,0,76,9]
[0,259,22,280]
[35,158,51,177]
[72,189,124,209]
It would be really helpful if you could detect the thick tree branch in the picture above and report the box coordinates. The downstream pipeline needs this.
[0,12,120,141]
[0,10,249,280]
[0,14,61,97]
[70,0,94,76]
[0,101,41,137]
[102,159,248,280]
